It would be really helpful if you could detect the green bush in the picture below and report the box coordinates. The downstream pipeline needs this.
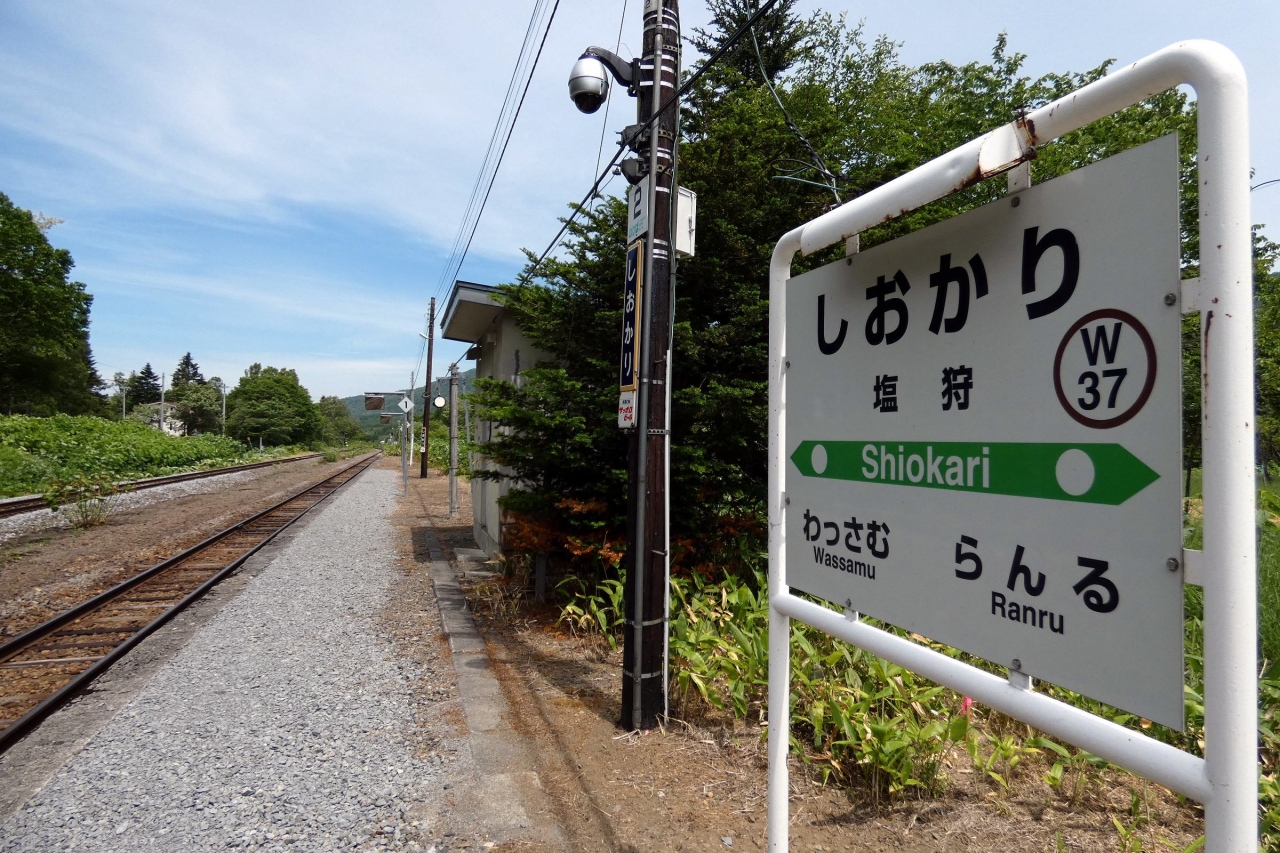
[0,414,247,496]
[0,444,54,496]
[43,471,126,528]
[1261,520,1280,666]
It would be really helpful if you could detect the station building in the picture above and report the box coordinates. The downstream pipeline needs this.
[440,280,547,559]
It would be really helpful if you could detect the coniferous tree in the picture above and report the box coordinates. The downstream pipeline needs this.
[688,0,808,86]
[131,363,162,405]
[171,352,204,387]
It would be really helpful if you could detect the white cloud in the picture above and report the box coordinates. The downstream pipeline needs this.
[0,0,660,269]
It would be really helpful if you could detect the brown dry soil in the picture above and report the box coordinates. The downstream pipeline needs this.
[0,455,361,642]
[397,471,1204,853]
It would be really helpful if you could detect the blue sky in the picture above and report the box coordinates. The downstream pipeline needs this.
[1,0,1276,400]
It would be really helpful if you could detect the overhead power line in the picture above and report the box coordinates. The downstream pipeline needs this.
[520,0,782,284]
[589,0,631,210]
[428,0,561,309]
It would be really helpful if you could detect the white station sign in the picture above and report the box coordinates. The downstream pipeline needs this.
[627,176,649,242]
[398,396,414,414]
[785,135,1183,727]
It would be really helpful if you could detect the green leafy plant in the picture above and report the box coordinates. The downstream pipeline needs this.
[1029,736,1108,805]
[43,472,128,528]
[0,414,247,496]
[667,566,971,802]
[557,575,625,650]
[1111,791,1151,852]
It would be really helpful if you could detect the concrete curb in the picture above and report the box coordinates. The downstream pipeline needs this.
[419,526,563,847]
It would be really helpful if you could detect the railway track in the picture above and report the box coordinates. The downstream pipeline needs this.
[0,451,381,753]
[0,452,327,520]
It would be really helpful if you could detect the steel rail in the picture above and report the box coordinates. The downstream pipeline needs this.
[0,453,328,520]
[0,452,381,753]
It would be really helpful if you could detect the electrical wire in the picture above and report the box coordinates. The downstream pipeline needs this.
[589,0,630,211]
[428,0,560,308]
[749,27,841,204]
[520,0,783,284]
[438,1,546,285]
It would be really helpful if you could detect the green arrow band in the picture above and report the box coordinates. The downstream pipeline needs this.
[790,440,1159,505]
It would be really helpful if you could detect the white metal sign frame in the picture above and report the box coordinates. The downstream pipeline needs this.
[767,41,1253,852]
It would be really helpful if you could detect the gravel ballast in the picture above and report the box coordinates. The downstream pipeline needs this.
[0,467,457,852]
[2,468,270,543]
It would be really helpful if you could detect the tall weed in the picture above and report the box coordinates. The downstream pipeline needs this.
[557,575,625,650]
[667,568,968,801]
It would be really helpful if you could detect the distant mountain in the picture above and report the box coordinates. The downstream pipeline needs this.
[341,368,476,439]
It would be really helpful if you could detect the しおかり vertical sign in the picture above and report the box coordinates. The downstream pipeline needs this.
[618,240,644,427]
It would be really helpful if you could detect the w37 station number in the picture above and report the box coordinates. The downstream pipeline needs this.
[783,136,1185,728]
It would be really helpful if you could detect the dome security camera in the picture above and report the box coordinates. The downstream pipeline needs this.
[568,55,610,114]
[568,47,636,115]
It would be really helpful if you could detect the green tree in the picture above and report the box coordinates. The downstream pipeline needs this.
[1253,233,1280,477]
[688,0,809,85]
[317,395,366,445]
[225,365,323,447]
[0,193,104,415]
[130,363,162,405]
[475,21,1237,570]
[171,352,204,387]
[169,381,222,435]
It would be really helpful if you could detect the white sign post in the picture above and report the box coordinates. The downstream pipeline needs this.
[768,42,1254,853]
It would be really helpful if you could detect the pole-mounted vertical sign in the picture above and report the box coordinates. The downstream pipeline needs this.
[618,239,644,428]
[627,177,650,243]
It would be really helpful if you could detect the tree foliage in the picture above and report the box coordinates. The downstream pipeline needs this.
[688,0,809,85]
[130,363,162,405]
[0,193,104,416]
[169,381,222,435]
[225,364,323,447]
[1255,234,1280,474]
[318,395,366,445]
[475,18,1270,569]
[171,352,205,388]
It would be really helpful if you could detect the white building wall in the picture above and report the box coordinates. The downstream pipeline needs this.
[468,315,547,560]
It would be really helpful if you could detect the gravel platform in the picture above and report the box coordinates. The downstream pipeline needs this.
[0,467,458,852]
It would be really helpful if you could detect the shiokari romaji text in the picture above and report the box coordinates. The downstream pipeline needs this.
[860,443,990,488]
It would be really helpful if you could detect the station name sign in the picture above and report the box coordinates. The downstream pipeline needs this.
[784,135,1184,727]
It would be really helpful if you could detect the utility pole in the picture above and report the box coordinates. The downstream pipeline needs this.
[408,372,416,468]
[159,372,166,432]
[448,363,459,517]
[621,0,679,731]
[420,298,436,478]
